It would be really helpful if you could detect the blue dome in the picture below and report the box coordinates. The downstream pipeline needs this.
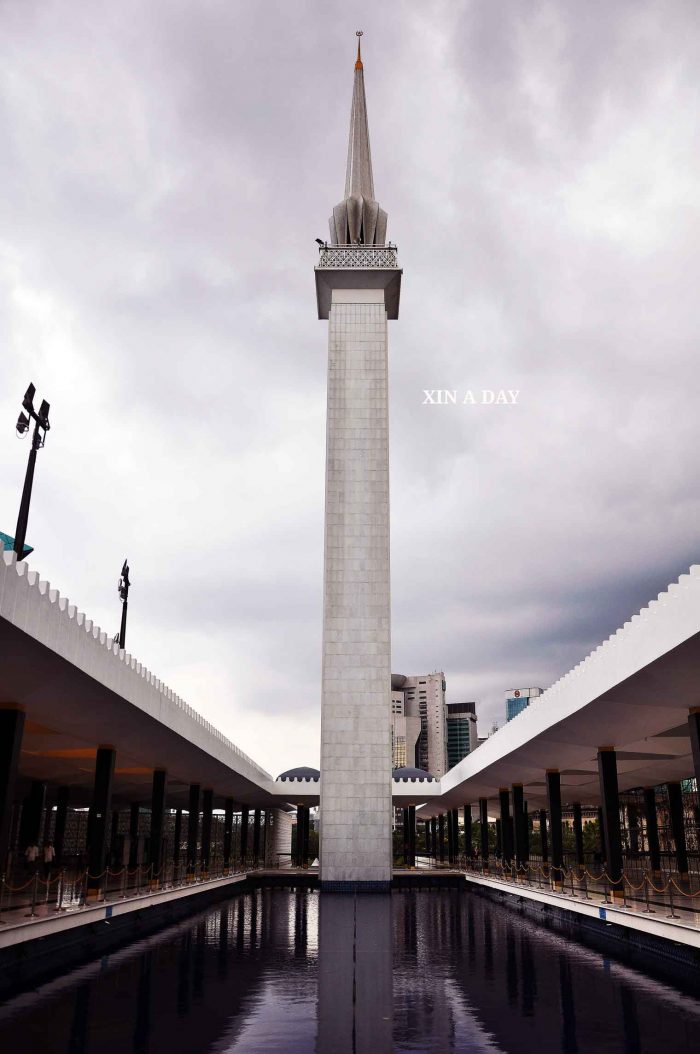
[277,766,320,782]
[392,766,435,782]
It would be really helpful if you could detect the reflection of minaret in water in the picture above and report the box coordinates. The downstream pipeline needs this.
[316,893,393,1053]
[315,31,402,890]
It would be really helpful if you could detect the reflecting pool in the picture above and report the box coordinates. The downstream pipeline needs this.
[0,889,698,1053]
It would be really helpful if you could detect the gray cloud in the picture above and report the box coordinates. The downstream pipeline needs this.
[1,0,699,773]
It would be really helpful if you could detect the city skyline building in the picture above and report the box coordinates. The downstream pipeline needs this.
[393,672,448,778]
[390,683,421,770]
[446,701,479,770]
[505,687,542,722]
[316,35,402,889]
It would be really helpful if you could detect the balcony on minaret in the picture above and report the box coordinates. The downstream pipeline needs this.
[315,33,402,322]
[315,243,401,320]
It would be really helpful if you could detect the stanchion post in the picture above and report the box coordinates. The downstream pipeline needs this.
[603,874,611,904]
[643,875,655,914]
[24,872,39,918]
[667,882,679,920]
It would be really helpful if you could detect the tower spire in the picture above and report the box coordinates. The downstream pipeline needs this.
[328,32,388,245]
[344,30,374,201]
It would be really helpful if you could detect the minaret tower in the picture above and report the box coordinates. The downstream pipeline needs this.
[315,32,402,890]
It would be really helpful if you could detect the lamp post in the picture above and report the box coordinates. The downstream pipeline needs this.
[114,560,130,649]
[14,382,51,560]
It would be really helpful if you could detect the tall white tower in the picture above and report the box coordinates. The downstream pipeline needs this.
[315,33,402,890]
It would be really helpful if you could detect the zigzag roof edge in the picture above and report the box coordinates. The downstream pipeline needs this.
[0,540,273,781]
[519,563,700,721]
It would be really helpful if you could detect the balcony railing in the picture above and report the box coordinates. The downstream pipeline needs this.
[316,245,399,269]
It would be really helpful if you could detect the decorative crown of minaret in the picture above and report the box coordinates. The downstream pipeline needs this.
[328,32,388,246]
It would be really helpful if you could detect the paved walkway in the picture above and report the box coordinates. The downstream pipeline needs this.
[0,870,252,945]
[465,871,700,949]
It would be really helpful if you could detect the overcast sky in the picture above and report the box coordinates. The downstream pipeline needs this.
[2,0,699,777]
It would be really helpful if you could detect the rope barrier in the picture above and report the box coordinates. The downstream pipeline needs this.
[3,876,37,893]
[464,858,700,909]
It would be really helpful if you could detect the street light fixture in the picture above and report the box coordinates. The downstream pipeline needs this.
[114,559,130,649]
[13,382,51,560]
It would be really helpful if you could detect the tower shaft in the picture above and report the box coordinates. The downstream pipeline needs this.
[319,288,393,888]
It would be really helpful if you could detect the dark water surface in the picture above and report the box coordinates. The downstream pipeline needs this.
[0,889,697,1053]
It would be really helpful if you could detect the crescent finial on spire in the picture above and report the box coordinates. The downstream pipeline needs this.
[355,30,363,70]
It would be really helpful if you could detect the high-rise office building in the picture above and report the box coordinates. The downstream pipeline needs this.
[445,702,478,769]
[392,672,448,778]
[390,687,422,770]
[505,687,542,722]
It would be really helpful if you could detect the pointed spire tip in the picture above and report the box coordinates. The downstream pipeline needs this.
[355,29,363,70]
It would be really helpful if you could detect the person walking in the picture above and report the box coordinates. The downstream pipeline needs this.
[43,841,55,880]
[24,842,39,874]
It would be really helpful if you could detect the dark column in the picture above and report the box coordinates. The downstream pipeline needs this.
[464,804,472,861]
[539,809,549,863]
[200,789,213,873]
[495,818,502,858]
[297,806,306,867]
[109,810,120,868]
[666,782,689,876]
[408,806,416,867]
[253,809,261,865]
[303,807,311,867]
[402,808,409,865]
[292,810,300,866]
[148,769,167,883]
[0,709,25,873]
[263,809,270,867]
[597,749,623,892]
[19,779,46,849]
[689,709,700,787]
[240,806,249,865]
[425,817,432,855]
[522,800,530,863]
[187,784,200,876]
[546,771,563,883]
[223,798,234,868]
[479,799,489,867]
[53,785,70,865]
[173,808,183,871]
[643,787,661,872]
[499,789,512,866]
[86,746,115,896]
[128,802,140,870]
[512,785,526,869]
[452,809,460,861]
[438,813,445,862]
[42,792,53,845]
[431,817,437,860]
[596,806,605,857]
[295,806,306,867]
[446,809,455,864]
[572,803,584,866]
